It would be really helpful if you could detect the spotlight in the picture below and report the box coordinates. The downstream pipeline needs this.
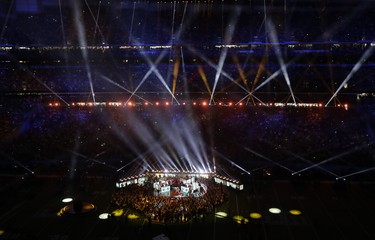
[128,214,139,219]
[269,208,281,214]
[62,198,73,203]
[215,212,228,218]
[233,215,249,224]
[289,210,301,216]
[250,213,262,219]
[99,213,110,219]
[112,209,124,217]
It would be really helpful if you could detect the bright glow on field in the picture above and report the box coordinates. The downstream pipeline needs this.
[83,203,96,211]
[233,215,249,224]
[56,206,67,217]
[99,213,110,219]
[269,208,281,214]
[128,214,140,219]
[215,212,228,218]
[250,213,262,219]
[112,209,124,217]
[62,198,73,203]
[289,210,302,216]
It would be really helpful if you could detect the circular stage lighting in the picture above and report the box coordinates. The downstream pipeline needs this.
[268,208,281,214]
[62,198,73,203]
[250,212,262,219]
[289,209,302,216]
[0,230,4,236]
[99,213,110,220]
[215,212,228,218]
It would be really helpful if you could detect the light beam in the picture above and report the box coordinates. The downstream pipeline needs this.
[336,167,375,180]
[326,43,375,106]
[292,145,368,175]
[198,66,212,96]
[244,147,294,173]
[210,7,241,105]
[100,74,152,104]
[71,0,96,103]
[267,19,296,104]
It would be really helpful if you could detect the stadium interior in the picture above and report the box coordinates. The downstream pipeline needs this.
[0,0,375,239]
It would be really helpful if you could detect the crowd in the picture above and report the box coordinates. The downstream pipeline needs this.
[111,178,229,223]
[1,1,374,46]
[1,61,374,95]
[0,96,374,181]
[1,1,374,97]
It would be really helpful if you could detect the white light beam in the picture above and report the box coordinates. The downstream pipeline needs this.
[244,147,294,173]
[267,20,296,104]
[337,166,375,180]
[100,75,152,104]
[326,43,375,106]
[292,145,368,175]
[71,0,96,103]
[210,7,240,105]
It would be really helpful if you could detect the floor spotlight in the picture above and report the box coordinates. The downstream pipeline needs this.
[99,213,110,220]
[250,213,262,219]
[269,208,281,214]
[62,198,73,203]
[289,210,302,216]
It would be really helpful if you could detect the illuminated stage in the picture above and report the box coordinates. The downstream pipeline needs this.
[113,170,242,223]
[152,174,207,198]
[116,170,243,192]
